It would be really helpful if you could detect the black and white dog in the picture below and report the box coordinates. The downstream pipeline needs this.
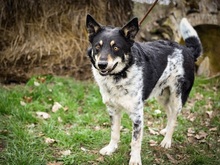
[86,14,202,165]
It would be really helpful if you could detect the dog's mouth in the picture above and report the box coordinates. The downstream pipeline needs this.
[99,62,118,76]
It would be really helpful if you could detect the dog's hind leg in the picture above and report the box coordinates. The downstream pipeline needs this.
[160,92,182,149]
[100,107,121,155]
[156,87,170,136]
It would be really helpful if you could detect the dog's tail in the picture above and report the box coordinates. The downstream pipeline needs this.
[180,18,202,61]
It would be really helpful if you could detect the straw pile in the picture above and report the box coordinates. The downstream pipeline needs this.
[0,0,133,83]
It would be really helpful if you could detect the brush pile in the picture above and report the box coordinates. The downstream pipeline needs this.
[0,0,133,83]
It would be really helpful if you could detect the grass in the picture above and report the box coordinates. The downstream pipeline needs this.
[0,75,220,165]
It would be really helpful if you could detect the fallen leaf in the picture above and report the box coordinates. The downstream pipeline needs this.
[47,161,63,165]
[61,150,71,156]
[154,109,161,115]
[204,103,213,110]
[20,101,26,106]
[187,113,196,122]
[34,81,40,86]
[94,126,101,131]
[147,121,153,126]
[155,158,163,164]
[195,130,208,140]
[45,137,56,144]
[58,117,63,123]
[205,120,211,127]
[63,106,69,111]
[149,140,158,146]
[102,122,110,127]
[209,127,217,132]
[81,147,89,152]
[37,132,44,137]
[26,123,35,129]
[149,127,159,135]
[96,156,104,162]
[166,153,178,164]
[37,76,46,83]
[36,112,51,119]
[121,127,129,133]
[52,102,62,112]
[23,96,32,103]
[195,93,204,100]
[206,111,213,118]
[187,136,196,143]
[187,128,195,137]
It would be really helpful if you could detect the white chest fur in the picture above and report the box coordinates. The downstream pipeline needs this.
[93,65,143,112]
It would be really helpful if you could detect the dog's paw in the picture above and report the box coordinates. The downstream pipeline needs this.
[160,138,172,149]
[99,144,117,155]
[129,155,142,165]
[160,128,167,136]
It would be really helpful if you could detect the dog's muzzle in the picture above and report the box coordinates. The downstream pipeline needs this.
[98,61,118,76]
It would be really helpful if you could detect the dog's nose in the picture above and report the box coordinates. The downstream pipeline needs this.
[98,61,108,70]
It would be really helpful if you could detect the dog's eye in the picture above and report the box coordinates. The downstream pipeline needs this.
[113,46,119,51]
[95,45,101,51]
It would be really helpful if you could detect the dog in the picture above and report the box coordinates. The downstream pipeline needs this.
[86,14,202,165]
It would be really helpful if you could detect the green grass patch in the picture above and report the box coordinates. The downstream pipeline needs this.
[0,76,220,164]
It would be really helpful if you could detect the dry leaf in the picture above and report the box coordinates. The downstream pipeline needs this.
[96,156,104,162]
[187,128,195,137]
[36,112,51,119]
[149,127,159,135]
[20,101,26,106]
[149,140,158,146]
[154,109,161,115]
[45,137,56,144]
[81,147,89,152]
[187,113,196,122]
[61,150,71,156]
[26,123,35,129]
[121,127,129,133]
[195,93,204,100]
[195,130,208,140]
[204,103,213,110]
[209,127,217,132]
[187,136,196,143]
[37,76,46,83]
[206,111,213,118]
[47,161,63,165]
[94,126,101,131]
[102,122,110,127]
[52,102,62,113]
[63,106,69,111]
[23,96,32,103]
[58,117,63,123]
[34,81,40,86]
[166,153,178,164]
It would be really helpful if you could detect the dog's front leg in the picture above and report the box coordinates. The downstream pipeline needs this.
[100,107,121,155]
[129,106,144,165]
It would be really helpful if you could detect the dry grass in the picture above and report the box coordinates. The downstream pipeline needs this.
[0,0,110,82]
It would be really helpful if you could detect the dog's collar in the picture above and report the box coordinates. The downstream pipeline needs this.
[111,69,128,82]
[110,53,134,82]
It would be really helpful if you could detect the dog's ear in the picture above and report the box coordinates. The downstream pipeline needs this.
[86,14,102,42]
[120,17,139,40]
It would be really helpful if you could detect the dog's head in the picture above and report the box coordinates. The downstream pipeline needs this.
[86,14,139,76]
